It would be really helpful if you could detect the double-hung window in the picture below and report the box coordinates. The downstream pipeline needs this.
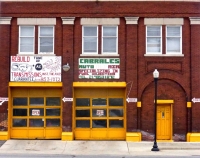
[166,26,182,54]
[19,26,35,54]
[82,26,118,55]
[82,26,98,54]
[146,26,162,54]
[102,26,118,54]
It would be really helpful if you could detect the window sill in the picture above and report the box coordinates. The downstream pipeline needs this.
[144,54,184,57]
[80,54,119,57]
[17,54,56,56]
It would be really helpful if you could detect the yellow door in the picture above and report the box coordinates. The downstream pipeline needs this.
[157,105,171,140]
[11,88,62,139]
[74,88,126,140]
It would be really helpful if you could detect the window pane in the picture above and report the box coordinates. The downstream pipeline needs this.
[84,37,97,52]
[46,97,60,106]
[46,108,60,116]
[21,26,34,36]
[13,109,27,116]
[84,27,97,36]
[30,98,44,106]
[109,109,123,117]
[103,27,116,36]
[92,98,107,106]
[76,120,90,128]
[40,37,53,52]
[109,120,123,128]
[147,26,160,36]
[76,110,90,117]
[167,37,180,52]
[92,120,107,128]
[147,37,161,52]
[20,37,34,52]
[167,27,180,36]
[29,119,44,127]
[40,27,53,36]
[92,109,107,117]
[103,38,116,52]
[13,98,27,106]
[109,98,123,106]
[76,98,90,106]
[13,119,27,127]
[29,108,44,116]
[46,119,60,127]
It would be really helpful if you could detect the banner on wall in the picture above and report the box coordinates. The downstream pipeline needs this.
[79,58,120,79]
[10,56,61,82]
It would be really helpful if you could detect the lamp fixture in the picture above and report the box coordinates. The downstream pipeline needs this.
[63,63,70,72]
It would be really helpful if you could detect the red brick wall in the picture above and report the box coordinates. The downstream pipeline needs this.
[1,1,200,140]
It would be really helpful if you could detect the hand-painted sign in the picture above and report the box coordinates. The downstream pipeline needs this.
[192,97,200,103]
[10,56,61,82]
[78,58,120,79]
[32,109,40,116]
[126,97,137,103]
[62,97,73,102]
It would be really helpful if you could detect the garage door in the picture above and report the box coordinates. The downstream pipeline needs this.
[10,87,62,139]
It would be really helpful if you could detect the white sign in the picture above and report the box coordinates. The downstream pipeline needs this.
[10,56,61,82]
[32,109,40,116]
[192,97,200,103]
[0,97,8,101]
[62,97,73,102]
[96,110,104,116]
[126,97,137,103]
[79,58,120,79]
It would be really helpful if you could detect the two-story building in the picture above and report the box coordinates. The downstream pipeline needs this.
[0,0,200,142]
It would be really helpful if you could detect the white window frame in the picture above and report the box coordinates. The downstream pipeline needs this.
[146,26,162,54]
[38,26,54,54]
[102,26,118,54]
[82,26,98,54]
[19,26,35,54]
[166,26,182,54]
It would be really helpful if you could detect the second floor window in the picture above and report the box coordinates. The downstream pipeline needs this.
[82,26,118,55]
[146,25,182,55]
[19,26,54,54]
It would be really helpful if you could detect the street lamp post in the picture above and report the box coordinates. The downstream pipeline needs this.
[151,69,159,151]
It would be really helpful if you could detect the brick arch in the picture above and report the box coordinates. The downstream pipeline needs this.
[140,79,188,141]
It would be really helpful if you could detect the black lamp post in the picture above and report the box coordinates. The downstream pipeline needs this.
[151,69,159,151]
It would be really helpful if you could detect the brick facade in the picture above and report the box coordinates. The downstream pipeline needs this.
[0,1,200,141]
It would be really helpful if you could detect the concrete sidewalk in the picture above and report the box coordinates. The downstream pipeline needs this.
[0,140,200,156]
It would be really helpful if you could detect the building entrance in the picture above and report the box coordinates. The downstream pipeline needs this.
[10,87,62,139]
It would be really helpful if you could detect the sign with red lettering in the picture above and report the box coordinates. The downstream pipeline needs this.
[32,109,40,116]
[79,58,120,79]
[10,56,61,82]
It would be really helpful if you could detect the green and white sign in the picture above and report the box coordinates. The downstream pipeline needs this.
[79,58,120,79]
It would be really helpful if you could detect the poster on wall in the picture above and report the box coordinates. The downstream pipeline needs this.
[10,56,61,82]
[79,58,120,79]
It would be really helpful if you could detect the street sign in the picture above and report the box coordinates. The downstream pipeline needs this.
[192,97,200,103]
[126,97,137,103]
[0,97,8,101]
[62,97,73,102]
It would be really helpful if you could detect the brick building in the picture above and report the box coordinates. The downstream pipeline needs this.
[0,0,200,142]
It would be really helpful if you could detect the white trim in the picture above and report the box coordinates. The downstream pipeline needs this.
[166,26,182,55]
[144,18,184,25]
[146,26,162,55]
[80,54,119,57]
[61,17,75,25]
[1,0,200,1]
[190,17,200,25]
[0,17,12,25]
[81,18,120,25]
[144,54,184,57]
[17,18,56,25]
[125,17,139,25]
